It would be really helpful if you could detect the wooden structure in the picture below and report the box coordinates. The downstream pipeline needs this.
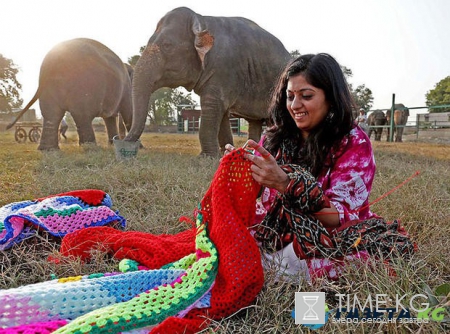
[177,106,243,135]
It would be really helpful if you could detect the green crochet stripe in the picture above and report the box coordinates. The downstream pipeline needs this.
[34,206,81,218]
[55,208,218,334]
[162,253,197,270]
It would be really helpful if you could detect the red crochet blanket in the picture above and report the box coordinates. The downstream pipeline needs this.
[59,148,264,333]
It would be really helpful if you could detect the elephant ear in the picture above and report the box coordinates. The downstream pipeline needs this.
[192,16,214,69]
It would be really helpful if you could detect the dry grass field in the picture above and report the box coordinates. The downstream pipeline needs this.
[0,129,449,333]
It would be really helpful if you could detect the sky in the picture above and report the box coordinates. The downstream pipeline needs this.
[2,0,450,119]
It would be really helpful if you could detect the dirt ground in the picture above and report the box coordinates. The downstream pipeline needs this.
[402,128,450,144]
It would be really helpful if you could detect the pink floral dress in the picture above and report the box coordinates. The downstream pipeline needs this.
[253,126,414,280]
[254,126,377,227]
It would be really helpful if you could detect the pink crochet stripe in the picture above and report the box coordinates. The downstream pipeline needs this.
[36,206,121,234]
[0,320,68,333]
[6,206,121,237]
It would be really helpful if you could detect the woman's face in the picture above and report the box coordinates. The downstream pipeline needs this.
[286,74,330,139]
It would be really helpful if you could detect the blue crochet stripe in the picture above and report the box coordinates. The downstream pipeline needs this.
[55,210,218,333]
[61,263,218,333]
[54,195,113,209]
[0,269,186,327]
[1,200,35,212]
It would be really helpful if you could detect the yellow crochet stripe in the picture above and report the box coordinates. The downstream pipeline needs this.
[54,211,218,334]
[57,275,82,283]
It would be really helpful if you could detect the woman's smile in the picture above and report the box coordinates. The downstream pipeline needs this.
[286,74,330,138]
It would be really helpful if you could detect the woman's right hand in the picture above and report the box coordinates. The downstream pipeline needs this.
[241,139,290,193]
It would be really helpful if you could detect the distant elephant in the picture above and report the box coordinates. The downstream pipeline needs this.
[124,7,291,156]
[386,104,409,142]
[367,110,387,141]
[6,38,133,150]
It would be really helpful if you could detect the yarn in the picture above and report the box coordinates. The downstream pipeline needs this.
[1,148,263,333]
[0,189,125,250]
[58,148,264,333]
[54,211,218,333]
[0,269,185,328]
[0,320,69,334]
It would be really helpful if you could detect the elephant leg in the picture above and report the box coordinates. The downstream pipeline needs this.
[374,129,380,141]
[38,118,61,150]
[247,119,263,143]
[396,127,404,142]
[367,127,373,140]
[198,93,225,157]
[71,112,96,145]
[104,116,119,144]
[37,100,62,150]
[218,114,233,155]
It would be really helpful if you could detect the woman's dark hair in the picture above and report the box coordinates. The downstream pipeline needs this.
[264,53,356,176]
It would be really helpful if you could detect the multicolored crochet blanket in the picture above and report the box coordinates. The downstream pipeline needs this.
[1,216,215,333]
[0,148,264,333]
[0,190,126,250]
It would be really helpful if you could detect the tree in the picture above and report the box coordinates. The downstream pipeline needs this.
[425,76,450,113]
[290,49,301,58]
[351,84,374,111]
[127,46,146,67]
[148,88,196,126]
[342,66,373,111]
[341,66,353,80]
[0,54,23,112]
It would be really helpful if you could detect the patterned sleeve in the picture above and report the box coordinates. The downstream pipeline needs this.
[279,164,330,213]
[319,128,376,224]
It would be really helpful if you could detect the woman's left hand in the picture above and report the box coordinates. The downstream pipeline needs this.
[243,139,289,193]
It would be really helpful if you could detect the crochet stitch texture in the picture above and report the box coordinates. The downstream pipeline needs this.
[0,189,125,250]
[60,148,263,333]
[1,148,264,333]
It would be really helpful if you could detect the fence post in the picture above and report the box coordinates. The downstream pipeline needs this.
[416,113,419,139]
[389,94,395,142]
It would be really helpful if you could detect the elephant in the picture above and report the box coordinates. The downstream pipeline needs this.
[6,38,133,150]
[386,103,409,142]
[367,110,387,141]
[124,7,291,157]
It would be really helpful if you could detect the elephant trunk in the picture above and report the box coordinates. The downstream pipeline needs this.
[125,45,163,142]
[125,91,152,142]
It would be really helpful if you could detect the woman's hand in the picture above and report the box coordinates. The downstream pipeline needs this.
[224,143,236,155]
[242,139,289,193]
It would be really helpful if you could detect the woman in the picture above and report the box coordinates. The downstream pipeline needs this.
[226,53,414,280]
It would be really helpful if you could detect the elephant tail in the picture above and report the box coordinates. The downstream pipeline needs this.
[5,87,41,130]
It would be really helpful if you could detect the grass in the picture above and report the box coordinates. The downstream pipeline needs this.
[0,130,449,333]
